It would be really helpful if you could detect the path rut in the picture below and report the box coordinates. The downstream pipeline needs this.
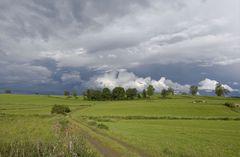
[70,117,150,157]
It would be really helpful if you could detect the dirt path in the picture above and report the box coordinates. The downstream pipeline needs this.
[69,118,122,157]
[70,117,150,157]
[84,132,122,157]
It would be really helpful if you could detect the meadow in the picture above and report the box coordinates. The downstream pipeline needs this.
[0,94,240,157]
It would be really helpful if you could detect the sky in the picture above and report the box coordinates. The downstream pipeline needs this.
[0,0,239,95]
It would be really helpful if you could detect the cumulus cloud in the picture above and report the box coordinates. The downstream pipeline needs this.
[198,78,236,92]
[87,69,190,93]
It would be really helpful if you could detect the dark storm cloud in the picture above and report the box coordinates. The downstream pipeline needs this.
[0,0,239,94]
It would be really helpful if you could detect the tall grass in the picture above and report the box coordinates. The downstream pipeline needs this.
[0,117,96,157]
[0,137,95,157]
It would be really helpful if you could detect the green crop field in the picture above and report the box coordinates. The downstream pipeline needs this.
[0,94,240,157]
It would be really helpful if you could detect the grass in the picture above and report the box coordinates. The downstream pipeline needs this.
[73,96,240,118]
[102,120,240,157]
[0,94,96,157]
[0,114,96,157]
[0,94,91,115]
[1,94,240,157]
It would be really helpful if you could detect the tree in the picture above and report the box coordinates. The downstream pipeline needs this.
[142,89,147,99]
[137,93,142,99]
[64,90,70,96]
[126,88,137,100]
[85,89,102,100]
[72,91,77,98]
[215,83,230,96]
[85,89,91,100]
[147,85,155,98]
[4,89,11,94]
[112,87,125,100]
[102,88,111,100]
[161,89,169,98]
[167,87,174,96]
[92,90,102,100]
[190,86,198,96]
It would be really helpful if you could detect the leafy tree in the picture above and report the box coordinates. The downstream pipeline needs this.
[215,83,230,96]
[142,89,147,99]
[167,87,174,95]
[4,89,11,94]
[85,89,102,100]
[102,88,111,100]
[112,87,125,100]
[161,89,169,98]
[137,93,142,99]
[92,90,102,100]
[64,90,70,96]
[190,86,198,96]
[147,85,155,98]
[85,89,91,100]
[72,91,78,98]
[126,88,137,100]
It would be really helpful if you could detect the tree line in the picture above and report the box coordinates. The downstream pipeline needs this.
[83,83,230,101]
[83,85,156,101]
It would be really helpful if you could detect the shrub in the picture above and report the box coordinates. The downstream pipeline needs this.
[97,123,109,130]
[224,102,239,108]
[51,104,71,115]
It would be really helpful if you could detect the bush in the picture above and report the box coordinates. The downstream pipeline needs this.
[97,123,109,130]
[51,104,71,115]
[224,102,239,108]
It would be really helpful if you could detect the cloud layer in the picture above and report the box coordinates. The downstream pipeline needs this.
[0,0,239,94]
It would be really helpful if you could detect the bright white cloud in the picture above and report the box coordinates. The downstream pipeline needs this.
[87,69,190,93]
[198,78,236,92]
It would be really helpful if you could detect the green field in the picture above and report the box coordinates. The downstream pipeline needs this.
[0,94,240,157]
